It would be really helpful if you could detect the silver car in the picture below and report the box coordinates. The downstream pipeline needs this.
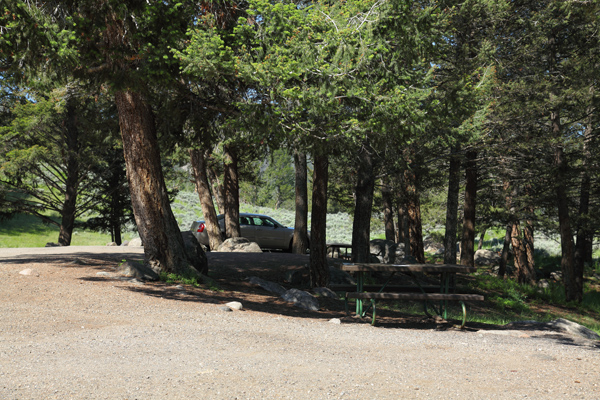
[190,212,305,251]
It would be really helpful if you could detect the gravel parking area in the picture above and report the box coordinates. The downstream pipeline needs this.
[0,247,599,399]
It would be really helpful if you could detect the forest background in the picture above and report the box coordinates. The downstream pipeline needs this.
[1,0,599,305]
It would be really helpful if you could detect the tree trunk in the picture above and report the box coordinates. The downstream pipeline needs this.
[404,166,424,263]
[555,143,580,301]
[498,223,511,278]
[351,144,376,263]
[190,148,223,250]
[58,96,80,246]
[511,220,534,284]
[575,112,593,274]
[115,89,195,275]
[309,153,329,287]
[460,150,477,268]
[477,229,486,250]
[223,144,240,238]
[292,150,309,254]
[381,178,395,242]
[523,217,535,273]
[396,195,410,256]
[443,148,461,264]
[206,163,225,214]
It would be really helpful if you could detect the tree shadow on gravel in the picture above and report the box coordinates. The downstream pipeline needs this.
[0,252,144,268]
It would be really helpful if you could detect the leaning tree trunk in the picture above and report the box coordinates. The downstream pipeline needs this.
[310,153,330,288]
[381,178,395,242]
[190,149,223,250]
[223,144,240,239]
[443,147,461,264]
[115,90,194,275]
[292,150,309,254]
[58,95,80,246]
[351,144,376,263]
[460,150,477,268]
[206,163,225,214]
[523,217,535,274]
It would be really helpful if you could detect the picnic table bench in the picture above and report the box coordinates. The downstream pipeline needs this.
[337,263,484,327]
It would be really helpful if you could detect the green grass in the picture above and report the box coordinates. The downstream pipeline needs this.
[374,272,600,334]
[0,213,136,247]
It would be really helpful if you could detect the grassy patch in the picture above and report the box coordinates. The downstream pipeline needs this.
[0,213,136,247]
[159,271,222,292]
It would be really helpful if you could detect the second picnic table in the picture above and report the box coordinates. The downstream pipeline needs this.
[338,263,484,327]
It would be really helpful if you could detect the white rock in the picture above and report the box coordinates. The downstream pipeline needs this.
[19,269,39,276]
[225,301,243,310]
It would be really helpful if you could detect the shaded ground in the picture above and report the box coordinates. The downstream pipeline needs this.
[1,247,599,399]
[1,247,598,340]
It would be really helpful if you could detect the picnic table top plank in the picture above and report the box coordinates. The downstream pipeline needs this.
[339,263,477,274]
[346,292,485,301]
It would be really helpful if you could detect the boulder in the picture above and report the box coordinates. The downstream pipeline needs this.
[281,288,319,311]
[394,243,406,261]
[248,276,287,296]
[116,261,159,281]
[313,287,338,299]
[369,239,397,264]
[182,231,208,275]
[474,249,501,266]
[329,265,355,285]
[423,240,444,255]
[216,237,262,253]
[128,237,143,247]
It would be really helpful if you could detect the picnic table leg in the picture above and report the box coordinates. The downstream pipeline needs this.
[356,271,364,316]
[440,272,451,320]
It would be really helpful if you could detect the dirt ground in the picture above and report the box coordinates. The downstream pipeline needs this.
[1,247,599,399]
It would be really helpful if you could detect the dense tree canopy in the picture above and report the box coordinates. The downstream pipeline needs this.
[1,0,598,298]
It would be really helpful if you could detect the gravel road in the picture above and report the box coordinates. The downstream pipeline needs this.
[0,247,599,399]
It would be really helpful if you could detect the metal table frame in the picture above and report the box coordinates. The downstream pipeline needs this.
[340,263,477,321]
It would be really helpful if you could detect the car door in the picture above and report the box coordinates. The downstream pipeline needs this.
[250,216,282,249]
[239,216,256,243]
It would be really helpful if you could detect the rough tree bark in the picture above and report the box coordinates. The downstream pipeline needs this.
[58,95,80,246]
[115,90,200,275]
[190,149,223,250]
[575,112,594,272]
[206,163,225,214]
[460,150,477,268]
[223,144,240,239]
[310,154,330,287]
[555,141,580,301]
[351,144,376,263]
[511,220,534,284]
[443,148,461,264]
[292,150,309,254]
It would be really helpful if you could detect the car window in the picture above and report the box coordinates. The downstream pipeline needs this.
[260,218,275,227]
[239,217,250,225]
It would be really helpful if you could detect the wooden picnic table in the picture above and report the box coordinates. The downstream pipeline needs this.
[338,262,483,327]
